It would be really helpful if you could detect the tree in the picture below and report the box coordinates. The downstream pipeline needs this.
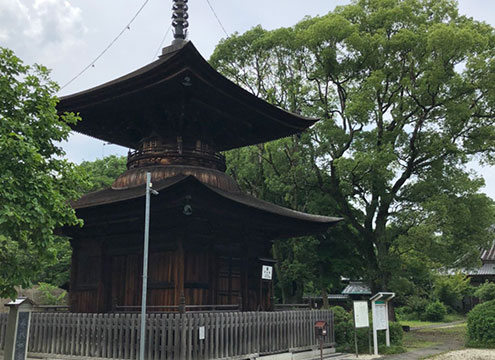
[79,155,127,193]
[211,0,495,295]
[0,48,86,298]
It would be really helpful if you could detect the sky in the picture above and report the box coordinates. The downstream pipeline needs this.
[1,0,495,197]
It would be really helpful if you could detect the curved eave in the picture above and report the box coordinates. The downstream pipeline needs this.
[72,175,342,237]
[57,41,318,151]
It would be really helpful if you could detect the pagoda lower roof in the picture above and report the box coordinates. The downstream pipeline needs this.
[72,174,341,239]
[57,41,318,151]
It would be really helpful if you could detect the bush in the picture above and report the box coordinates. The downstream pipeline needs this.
[474,282,495,303]
[331,306,353,347]
[433,274,472,310]
[407,296,429,315]
[331,305,351,323]
[467,299,495,347]
[396,305,416,321]
[38,282,67,305]
[425,300,447,322]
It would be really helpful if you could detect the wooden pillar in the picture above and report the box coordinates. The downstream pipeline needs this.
[96,240,105,312]
[175,237,186,312]
[69,240,78,312]
[97,241,112,312]
[208,243,216,306]
[240,239,249,311]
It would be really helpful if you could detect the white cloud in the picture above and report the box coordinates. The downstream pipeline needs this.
[0,0,86,66]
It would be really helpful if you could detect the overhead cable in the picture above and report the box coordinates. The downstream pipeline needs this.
[60,0,152,91]
[152,25,172,60]
[205,0,229,37]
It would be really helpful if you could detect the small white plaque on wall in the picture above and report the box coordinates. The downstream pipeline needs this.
[261,265,273,280]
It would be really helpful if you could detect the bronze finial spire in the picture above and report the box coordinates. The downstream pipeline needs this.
[172,0,189,45]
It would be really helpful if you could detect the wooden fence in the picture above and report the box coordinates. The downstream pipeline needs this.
[0,310,334,359]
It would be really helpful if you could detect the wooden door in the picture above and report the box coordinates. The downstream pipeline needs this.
[110,254,142,309]
[216,255,241,305]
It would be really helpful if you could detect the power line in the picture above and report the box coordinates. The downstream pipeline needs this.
[205,0,229,37]
[152,25,172,60]
[60,0,152,91]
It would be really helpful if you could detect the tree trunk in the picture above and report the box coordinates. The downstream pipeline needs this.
[321,287,329,308]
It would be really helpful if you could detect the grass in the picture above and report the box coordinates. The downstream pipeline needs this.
[399,313,466,328]
[400,320,439,328]
[402,322,467,352]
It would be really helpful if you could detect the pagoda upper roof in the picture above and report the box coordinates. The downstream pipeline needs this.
[57,41,318,151]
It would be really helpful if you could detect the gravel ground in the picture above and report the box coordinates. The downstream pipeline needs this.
[429,349,495,360]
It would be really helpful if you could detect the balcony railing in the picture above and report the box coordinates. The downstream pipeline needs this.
[127,143,226,172]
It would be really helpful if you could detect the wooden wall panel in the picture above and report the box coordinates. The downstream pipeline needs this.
[184,251,211,305]
[69,237,272,312]
[148,251,176,307]
[125,254,141,306]
[71,290,98,312]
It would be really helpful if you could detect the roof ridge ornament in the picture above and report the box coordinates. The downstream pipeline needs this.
[172,0,189,45]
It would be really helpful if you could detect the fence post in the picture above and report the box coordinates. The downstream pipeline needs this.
[179,295,186,315]
[238,295,243,312]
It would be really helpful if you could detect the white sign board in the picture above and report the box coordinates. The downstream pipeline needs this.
[261,265,273,280]
[374,303,388,330]
[199,326,205,340]
[353,301,369,328]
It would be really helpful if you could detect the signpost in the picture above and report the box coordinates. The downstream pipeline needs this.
[353,301,370,357]
[370,292,395,355]
[4,297,34,360]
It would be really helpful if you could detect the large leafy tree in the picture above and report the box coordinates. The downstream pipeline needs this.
[211,0,495,296]
[0,48,86,298]
[79,155,127,193]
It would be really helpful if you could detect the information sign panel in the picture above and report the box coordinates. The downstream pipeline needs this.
[261,265,273,280]
[374,302,388,330]
[353,301,369,328]
[14,312,30,360]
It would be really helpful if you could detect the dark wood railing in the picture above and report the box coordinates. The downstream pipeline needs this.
[274,303,311,311]
[113,304,240,313]
[127,144,226,171]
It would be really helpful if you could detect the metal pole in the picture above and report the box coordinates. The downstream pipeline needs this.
[320,335,323,360]
[353,310,358,358]
[139,172,152,360]
[368,325,372,355]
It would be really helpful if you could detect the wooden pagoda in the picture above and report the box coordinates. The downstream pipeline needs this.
[59,2,341,313]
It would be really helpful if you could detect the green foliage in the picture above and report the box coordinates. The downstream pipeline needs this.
[406,296,429,315]
[467,300,495,347]
[32,238,71,287]
[212,0,495,298]
[331,306,353,346]
[433,274,473,310]
[332,305,351,323]
[425,300,447,322]
[0,48,86,298]
[79,155,127,193]
[474,282,495,303]
[37,282,67,305]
